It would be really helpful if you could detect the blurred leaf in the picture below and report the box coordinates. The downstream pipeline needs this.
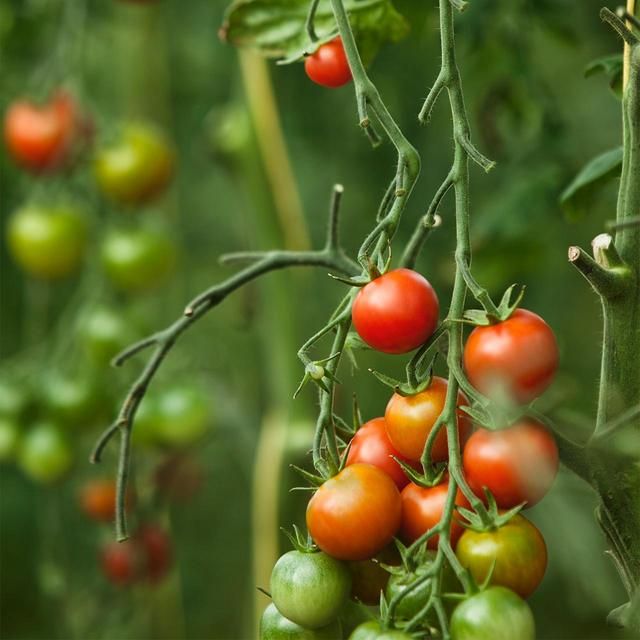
[585,53,623,99]
[219,0,409,64]
[560,147,623,221]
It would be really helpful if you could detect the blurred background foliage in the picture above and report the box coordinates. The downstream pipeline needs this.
[0,0,634,639]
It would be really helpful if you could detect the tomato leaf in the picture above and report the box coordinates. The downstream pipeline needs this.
[585,53,623,99]
[220,0,409,65]
[560,147,623,221]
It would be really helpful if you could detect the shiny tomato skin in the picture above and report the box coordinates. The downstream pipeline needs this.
[304,37,352,88]
[307,463,402,561]
[463,419,559,509]
[456,514,547,598]
[400,480,469,549]
[352,269,439,354]
[384,377,471,462]
[7,204,88,279]
[463,309,559,405]
[450,586,535,640]
[346,418,418,489]
[270,550,351,629]
[260,603,341,640]
[101,540,141,586]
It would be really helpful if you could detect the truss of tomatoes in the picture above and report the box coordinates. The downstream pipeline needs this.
[262,268,560,639]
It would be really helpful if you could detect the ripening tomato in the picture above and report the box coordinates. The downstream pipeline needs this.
[18,422,72,483]
[348,620,412,640]
[463,419,559,509]
[352,269,439,354]
[101,540,141,586]
[384,377,471,462]
[456,514,547,598]
[7,204,88,279]
[270,550,351,629]
[260,603,341,640]
[349,544,400,605]
[346,418,418,490]
[137,524,172,583]
[4,91,90,172]
[304,37,352,88]
[94,122,175,205]
[450,587,535,640]
[400,480,469,549]
[79,479,133,522]
[307,463,401,561]
[101,226,177,293]
[463,309,559,405]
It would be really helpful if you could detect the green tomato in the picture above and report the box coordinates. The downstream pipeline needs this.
[271,550,351,629]
[7,204,87,279]
[101,227,177,293]
[155,385,211,446]
[338,600,376,639]
[450,587,535,640]
[80,307,134,366]
[260,603,341,640]
[348,620,411,640]
[94,122,175,205]
[41,374,102,428]
[0,380,29,418]
[19,422,72,483]
[131,397,163,446]
[0,418,20,461]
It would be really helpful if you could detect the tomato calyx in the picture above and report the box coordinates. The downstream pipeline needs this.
[392,457,446,488]
[457,489,525,533]
[462,284,526,326]
[281,524,318,554]
[294,352,342,398]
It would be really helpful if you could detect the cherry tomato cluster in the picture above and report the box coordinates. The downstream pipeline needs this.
[262,268,559,639]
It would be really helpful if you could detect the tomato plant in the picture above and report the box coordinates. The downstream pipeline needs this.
[349,545,399,605]
[7,204,88,279]
[137,524,172,583]
[463,419,559,508]
[352,269,439,355]
[80,307,134,366]
[259,603,341,640]
[306,464,401,561]
[456,514,547,598]
[154,385,210,446]
[304,37,352,88]
[270,550,351,629]
[348,620,412,639]
[100,540,140,586]
[18,422,72,483]
[384,377,471,462]
[79,479,133,522]
[463,309,559,405]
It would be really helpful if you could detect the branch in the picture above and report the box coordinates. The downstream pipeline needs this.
[567,245,630,299]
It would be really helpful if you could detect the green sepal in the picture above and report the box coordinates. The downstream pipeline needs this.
[276,32,338,66]
[328,272,370,287]
[391,457,446,488]
[281,524,317,552]
[256,586,272,598]
[338,440,353,472]
[456,489,525,532]
[334,413,356,440]
[462,284,525,326]
[290,464,325,487]
[369,367,432,396]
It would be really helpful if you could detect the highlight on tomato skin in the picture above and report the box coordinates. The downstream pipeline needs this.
[304,37,352,88]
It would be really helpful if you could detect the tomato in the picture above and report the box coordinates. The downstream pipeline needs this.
[450,587,535,640]
[352,269,439,354]
[155,385,210,446]
[400,480,469,549]
[260,603,341,640]
[271,550,351,628]
[338,600,376,637]
[384,377,471,462]
[0,380,29,418]
[94,122,175,205]
[42,374,102,429]
[349,545,400,606]
[463,419,558,509]
[137,524,172,583]
[307,464,401,561]
[456,514,547,598]
[101,226,177,293]
[154,454,206,502]
[348,620,412,640]
[0,418,20,461]
[4,91,89,172]
[463,309,559,405]
[304,37,352,88]
[18,422,72,483]
[101,540,141,586]
[7,204,88,279]
[385,552,459,621]
[131,397,163,446]
[346,418,419,490]
[79,479,133,522]
[80,307,134,366]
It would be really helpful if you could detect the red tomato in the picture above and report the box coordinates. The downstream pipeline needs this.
[307,463,401,561]
[346,417,419,489]
[4,91,89,172]
[100,541,141,586]
[400,480,469,548]
[79,480,133,522]
[352,269,440,354]
[137,524,172,583]
[385,377,471,462]
[304,37,352,88]
[463,419,558,509]
[463,309,559,405]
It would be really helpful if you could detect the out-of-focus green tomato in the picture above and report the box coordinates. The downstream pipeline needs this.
[0,380,29,418]
[94,122,175,205]
[80,307,134,365]
[131,397,162,446]
[155,385,211,446]
[6,204,88,279]
[0,418,20,461]
[206,104,252,159]
[19,422,72,483]
[260,603,341,640]
[101,227,177,293]
[41,374,103,428]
